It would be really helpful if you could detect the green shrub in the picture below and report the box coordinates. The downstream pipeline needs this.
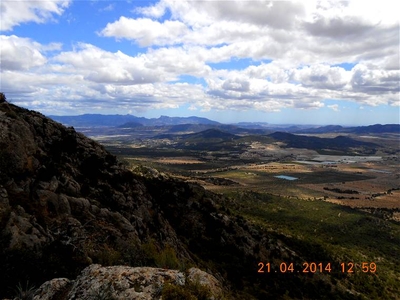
[155,245,181,269]
[138,240,182,269]
[161,283,196,300]
[186,279,212,300]
[95,246,121,266]
[161,278,215,300]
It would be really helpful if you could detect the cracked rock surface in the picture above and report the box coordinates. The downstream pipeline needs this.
[32,264,222,300]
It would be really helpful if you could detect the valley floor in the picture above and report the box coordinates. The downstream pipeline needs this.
[100,136,399,220]
[93,131,400,299]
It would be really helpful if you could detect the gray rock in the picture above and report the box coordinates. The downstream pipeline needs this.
[33,278,71,300]
[33,264,222,300]
[4,212,47,249]
[187,267,223,297]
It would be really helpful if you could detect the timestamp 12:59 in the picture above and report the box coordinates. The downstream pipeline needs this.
[258,262,377,274]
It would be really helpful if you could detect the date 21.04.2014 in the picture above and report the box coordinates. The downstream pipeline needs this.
[257,262,377,274]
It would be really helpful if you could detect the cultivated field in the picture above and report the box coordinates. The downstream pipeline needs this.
[94,128,400,298]
[97,131,400,221]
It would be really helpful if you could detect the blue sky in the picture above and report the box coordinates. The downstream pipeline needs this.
[1,0,399,125]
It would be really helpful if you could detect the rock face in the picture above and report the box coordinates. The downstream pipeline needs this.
[0,101,347,299]
[32,264,222,300]
[0,102,196,293]
[0,101,276,299]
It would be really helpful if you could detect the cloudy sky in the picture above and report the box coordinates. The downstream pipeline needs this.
[1,0,399,125]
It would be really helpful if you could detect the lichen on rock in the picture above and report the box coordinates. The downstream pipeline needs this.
[32,264,222,300]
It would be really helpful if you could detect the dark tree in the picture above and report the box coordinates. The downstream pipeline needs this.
[0,93,6,103]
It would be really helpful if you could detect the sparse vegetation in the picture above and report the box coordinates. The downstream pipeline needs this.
[138,240,183,269]
[12,281,36,300]
[99,128,400,298]
[162,283,196,300]
[220,190,400,299]
[161,278,215,300]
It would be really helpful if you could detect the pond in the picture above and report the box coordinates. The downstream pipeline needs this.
[275,175,298,181]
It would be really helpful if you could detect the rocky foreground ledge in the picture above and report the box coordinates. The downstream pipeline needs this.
[5,264,222,300]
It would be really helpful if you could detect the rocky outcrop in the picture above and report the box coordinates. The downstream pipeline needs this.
[0,101,347,299]
[32,264,222,300]
[0,102,194,295]
[32,278,71,300]
[0,102,251,299]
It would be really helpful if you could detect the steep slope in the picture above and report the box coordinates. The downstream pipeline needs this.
[0,102,239,298]
[0,101,360,299]
[0,102,186,294]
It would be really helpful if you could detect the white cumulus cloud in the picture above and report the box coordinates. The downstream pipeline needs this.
[0,0,70,31]
[2,0,399,117]
[100,17,189,47]
[0,35,47,70]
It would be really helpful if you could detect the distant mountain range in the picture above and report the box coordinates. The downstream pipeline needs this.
[49,114,399,135]
[49,114,220,127]
[293,124,400,134]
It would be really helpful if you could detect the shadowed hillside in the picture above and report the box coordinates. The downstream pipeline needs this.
[269,132,378,154]
[1,99,399,299]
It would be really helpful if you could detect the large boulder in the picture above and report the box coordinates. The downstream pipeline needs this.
[32,264,223,300]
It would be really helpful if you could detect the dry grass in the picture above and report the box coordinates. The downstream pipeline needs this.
[153,157,204,164]
[198,160,399,210]
[326,190,400,209]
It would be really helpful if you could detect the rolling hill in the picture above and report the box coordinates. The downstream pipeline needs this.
[269,132,379,154]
